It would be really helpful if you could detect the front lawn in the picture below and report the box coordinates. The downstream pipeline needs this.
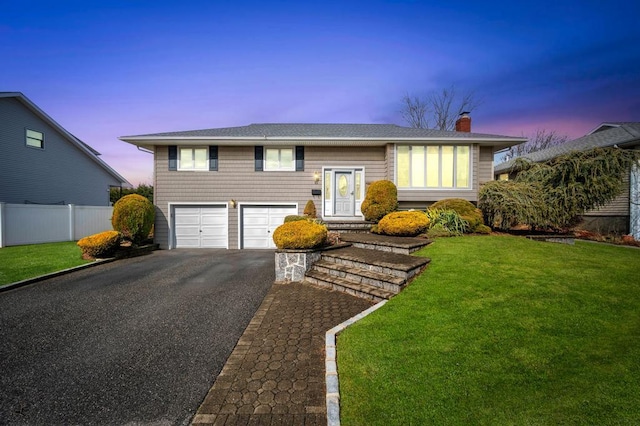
[338,236,640,425]
[0,242,90,286]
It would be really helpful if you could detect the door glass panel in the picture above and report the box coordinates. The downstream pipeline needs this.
[338,175,348,197]
[324,171,331,200]
[355,171,362,201]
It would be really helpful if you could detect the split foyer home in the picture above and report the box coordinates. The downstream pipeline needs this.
[494,122,640,238]
[0,92,130,206]
[120,115,526,249]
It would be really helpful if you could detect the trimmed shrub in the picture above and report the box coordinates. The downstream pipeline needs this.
[377,211,430,237]
[284,215,309,223]
[111,194,155,244]
[430,198,484,232]
[77,231,121,259]
[361,180,398,222]
[303,200,317,218]
[273,220,328,249]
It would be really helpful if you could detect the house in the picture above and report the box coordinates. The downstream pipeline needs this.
[0,92,130,206]
[120,115,526,249]
[494,122,640,237]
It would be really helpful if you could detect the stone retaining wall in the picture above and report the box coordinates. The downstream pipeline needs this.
[275,250,321,282]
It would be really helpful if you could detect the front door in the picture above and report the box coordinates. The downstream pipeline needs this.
[334,171,355,216]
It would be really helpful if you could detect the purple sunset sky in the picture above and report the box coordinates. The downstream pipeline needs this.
[2,0,639,186]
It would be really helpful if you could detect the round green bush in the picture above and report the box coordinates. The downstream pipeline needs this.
[111,194,155,244]
[430,198,484,232]
[272,220,327,249]
[377,211,430,237]
[360,180,398,222]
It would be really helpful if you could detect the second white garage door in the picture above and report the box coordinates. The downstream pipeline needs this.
[241,205,298,249]
[174,205,228,248]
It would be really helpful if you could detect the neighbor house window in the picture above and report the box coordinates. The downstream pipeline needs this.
[498,173,509,181]
[26,129,44,149]
[396,145,471,188]
[178,147,208,170]
[265,147,294,171]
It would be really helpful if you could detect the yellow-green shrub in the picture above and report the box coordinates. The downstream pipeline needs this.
[303,200,317,218]
[111,194,155,244]
[272,220,327,249]
[284,215,308,223]
[376,211,429,237]
[361,180,398,222]
[430,198,484,232]
[77,231,121,259]
[474,224,492,234]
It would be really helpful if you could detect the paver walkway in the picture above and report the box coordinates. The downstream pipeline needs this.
[192,281,373,425]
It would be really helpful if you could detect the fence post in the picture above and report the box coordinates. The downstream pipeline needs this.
[68,204,75,241]
[0,202,5,248]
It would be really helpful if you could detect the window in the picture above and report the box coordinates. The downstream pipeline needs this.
[498,173,509,181]
[265,148,294,171]
[178,147,208,170]
[396,145,471,189]
[26,129,44,149]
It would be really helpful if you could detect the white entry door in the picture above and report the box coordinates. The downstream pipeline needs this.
[174,206,228,248]
[242,205,297,249]
[334,171,355,216]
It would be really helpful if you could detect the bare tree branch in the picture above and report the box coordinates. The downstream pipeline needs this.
[503,129,569,161]
[400,94,430,129]
[400,85,480,130]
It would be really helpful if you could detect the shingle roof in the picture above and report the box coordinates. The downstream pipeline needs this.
[494,123,640,173]
[122,123,524,141]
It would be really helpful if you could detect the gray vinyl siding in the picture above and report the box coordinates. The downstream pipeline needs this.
[0,97,120,206]
[154,145,387,249]
[478,146,494,185]
[584,173,630,216]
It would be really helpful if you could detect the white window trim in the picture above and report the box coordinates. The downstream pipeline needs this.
[264,147,295,171]
[26,128,44,149]
[177,147,209,171]
[395,144,473,190]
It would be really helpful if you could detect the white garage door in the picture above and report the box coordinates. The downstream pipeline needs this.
[242,205,298,249]
[174,206,228,248]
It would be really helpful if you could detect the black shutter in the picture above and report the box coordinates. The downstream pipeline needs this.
[255,146,264,171]
[295,146,304,171]
[168,145,177,171]
[209,146,218,171]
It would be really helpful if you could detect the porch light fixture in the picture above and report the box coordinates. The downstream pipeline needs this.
[230,199,237,208]
[313,171,321,184]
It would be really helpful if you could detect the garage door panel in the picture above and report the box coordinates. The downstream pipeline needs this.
[174,205,228,248]
[242,205,297,249]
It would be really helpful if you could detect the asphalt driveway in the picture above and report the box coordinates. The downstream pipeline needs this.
[0,249,275,425]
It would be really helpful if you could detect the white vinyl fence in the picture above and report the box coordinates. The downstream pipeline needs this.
[0,203,113,248]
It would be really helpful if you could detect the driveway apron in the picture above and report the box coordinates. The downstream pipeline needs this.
[0,249,274,425]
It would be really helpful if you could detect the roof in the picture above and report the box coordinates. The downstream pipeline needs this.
[0,92,131,187]
[494,122,640,174]
[120,123,526,150]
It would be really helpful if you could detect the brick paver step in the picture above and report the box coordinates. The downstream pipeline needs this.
[312,260,406,293]
[305,271,395,302]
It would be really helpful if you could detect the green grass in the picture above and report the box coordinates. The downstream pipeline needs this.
[339,236,640,425]
[0,242,90,286]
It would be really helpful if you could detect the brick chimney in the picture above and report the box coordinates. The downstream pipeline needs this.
[455,112,471,132]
